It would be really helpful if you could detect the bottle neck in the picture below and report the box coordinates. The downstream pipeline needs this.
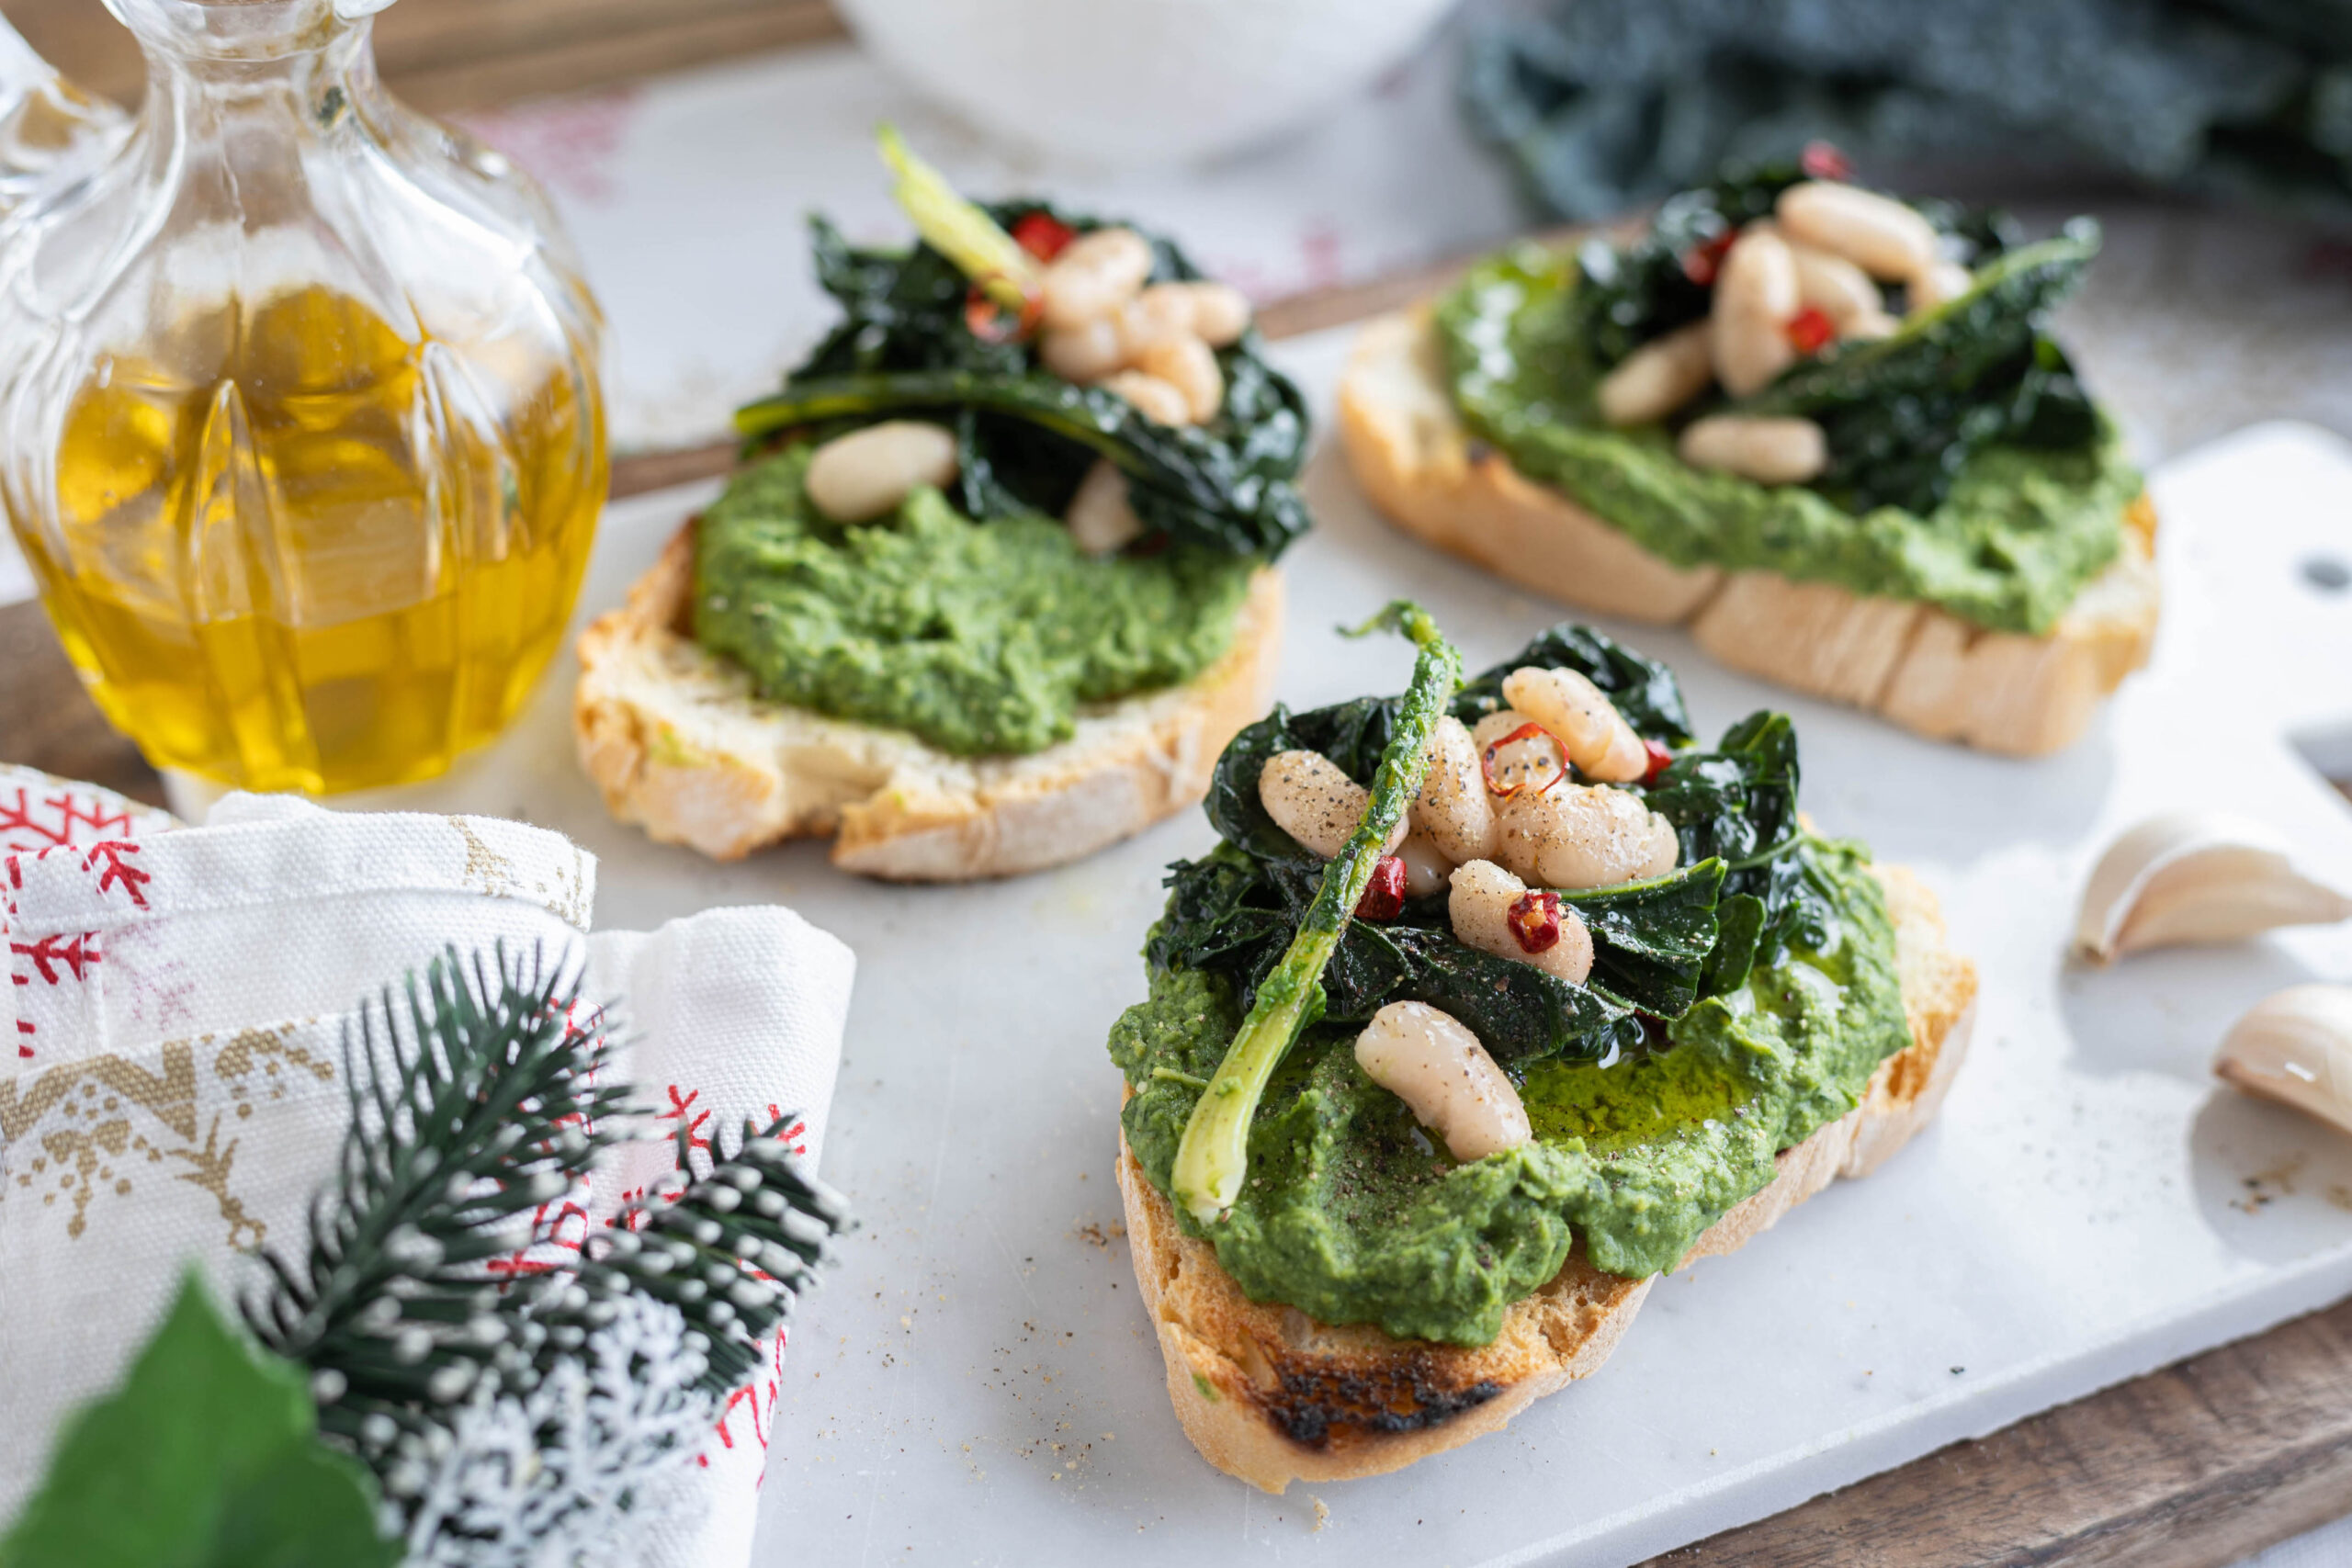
[0,13,128,221]
[122,0,395,236]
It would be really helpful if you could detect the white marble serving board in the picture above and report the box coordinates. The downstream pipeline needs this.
[334,329,2352,1567]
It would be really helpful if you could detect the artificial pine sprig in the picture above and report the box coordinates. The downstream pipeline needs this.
[247,943,633,1451]
[574,1115,854,1395]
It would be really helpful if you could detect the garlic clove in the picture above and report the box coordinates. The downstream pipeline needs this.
[2213,985,2352,1135]
[2074,812,2352,962]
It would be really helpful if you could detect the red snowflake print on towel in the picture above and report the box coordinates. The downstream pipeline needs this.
[700,1335,788,1484]
[81,841,151,908]
[764,1103,808,1159]
[658,1083,713,1171]
[488,1197,594,1280]
[13,931,98,985]
[3,779,164,1059]
[0,784,138,854]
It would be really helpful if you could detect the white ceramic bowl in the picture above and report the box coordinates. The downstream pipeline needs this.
[832,0,1460,170]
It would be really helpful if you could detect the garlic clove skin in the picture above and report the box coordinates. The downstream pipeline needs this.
[2074,812,2352,963]
[2213,985,2352,1135]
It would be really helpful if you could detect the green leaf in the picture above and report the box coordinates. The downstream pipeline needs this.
[2,1272,390,1568]
[1698,892,1767,998]
[736,202,1312,560]
[1559,857,1728,1018]
[1159,620,1725,1070]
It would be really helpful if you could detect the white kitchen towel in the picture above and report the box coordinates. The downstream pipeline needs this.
[0,764,855,1564]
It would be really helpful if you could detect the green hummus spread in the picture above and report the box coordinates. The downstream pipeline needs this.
[1434,245,2143,637]
[691,443,1257,756]
[1110,836,1908,1348]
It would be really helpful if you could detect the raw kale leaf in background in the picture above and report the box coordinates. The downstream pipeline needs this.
[1463,0,2352,227]
[1,1273,391,1568]
[734,204,1312,559]
[1149,623,1825,1067]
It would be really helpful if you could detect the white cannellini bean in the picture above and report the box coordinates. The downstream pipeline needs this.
[1260,750,1408,861]
[1353,1000,1532,1162]
[1495,783,1680,890]
[1133,333,1224,423]
[1715,228,1802,320]
[1101,369,1193,426]
[1119,283,1196,356]
[1678,415,1828,486]
[1447,858,1594,985]
[1181,280,1252,346]
[1411,714,1498,864]
[1471,708,1566,798]
[1788,243,1883,329]
[1039,316,1126,383]
[1398,826,1454,899]
[1499,666,1648,784]
[804,420,959,523]
[1711,230,1801,397]
[1038,227,1154,332]
[1776,181,1939,281]
[1841,309,1901,341]
[1064,459,1144,556]
[1907,259,1975,315]
[1597,321,1714,427]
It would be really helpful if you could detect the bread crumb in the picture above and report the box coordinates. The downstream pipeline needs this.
[1311,1496,1330,1532]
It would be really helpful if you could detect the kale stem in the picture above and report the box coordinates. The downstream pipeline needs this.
[1170,602,1460,1225]
[1721,829,1819,874]
[875,123,1038,311]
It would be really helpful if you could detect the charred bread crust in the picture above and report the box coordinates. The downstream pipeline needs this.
[1116,863,1977,1492]
[572,520,1283,880]
[1337,308,2157,758]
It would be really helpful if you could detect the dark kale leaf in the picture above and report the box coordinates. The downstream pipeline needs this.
[736,205,1311,558]
[1453,621,1694,743]
[1571,162,1804,367]
[1161,622,1748,1068]
[1639,710,1829,969]
[1559,858,1727,1019]
[1729,224,2102,514]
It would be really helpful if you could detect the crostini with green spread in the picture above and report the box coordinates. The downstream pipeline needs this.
[1340,153,2155,756]
[1110,604,1977,1490]
[576,131,1307,879]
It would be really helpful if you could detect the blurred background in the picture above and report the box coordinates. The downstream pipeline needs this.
[4,0,2347,488]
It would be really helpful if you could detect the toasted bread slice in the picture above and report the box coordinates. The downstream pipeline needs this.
[573,522,1283,880]
[1116,863,1977,1492]
[1338,309,2159,757]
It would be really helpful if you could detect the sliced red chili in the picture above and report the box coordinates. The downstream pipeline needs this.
[964,279,1044,344]
[1479,721,1568,798]
[1784,305,1838,355]
[1640,738,1677,786]
[1679,230,1736,287]
[1354,854,1408,921]
[1800,141,1854,182]
[1011,210,1077,262]
[1508,890,1563,954]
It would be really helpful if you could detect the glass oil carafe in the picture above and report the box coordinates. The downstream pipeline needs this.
[0,0,606,795]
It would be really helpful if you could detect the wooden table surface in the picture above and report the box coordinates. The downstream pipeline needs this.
[3,5,2350,1563]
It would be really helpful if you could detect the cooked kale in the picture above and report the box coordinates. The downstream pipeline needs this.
[1730,226,2102,513]
[1528,164,2101,515]
[734,205,1311,559]
[1149,622,1837,1068]
[1569,164,1802,367]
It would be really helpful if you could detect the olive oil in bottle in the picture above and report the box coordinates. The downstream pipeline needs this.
[0,0,606,795]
